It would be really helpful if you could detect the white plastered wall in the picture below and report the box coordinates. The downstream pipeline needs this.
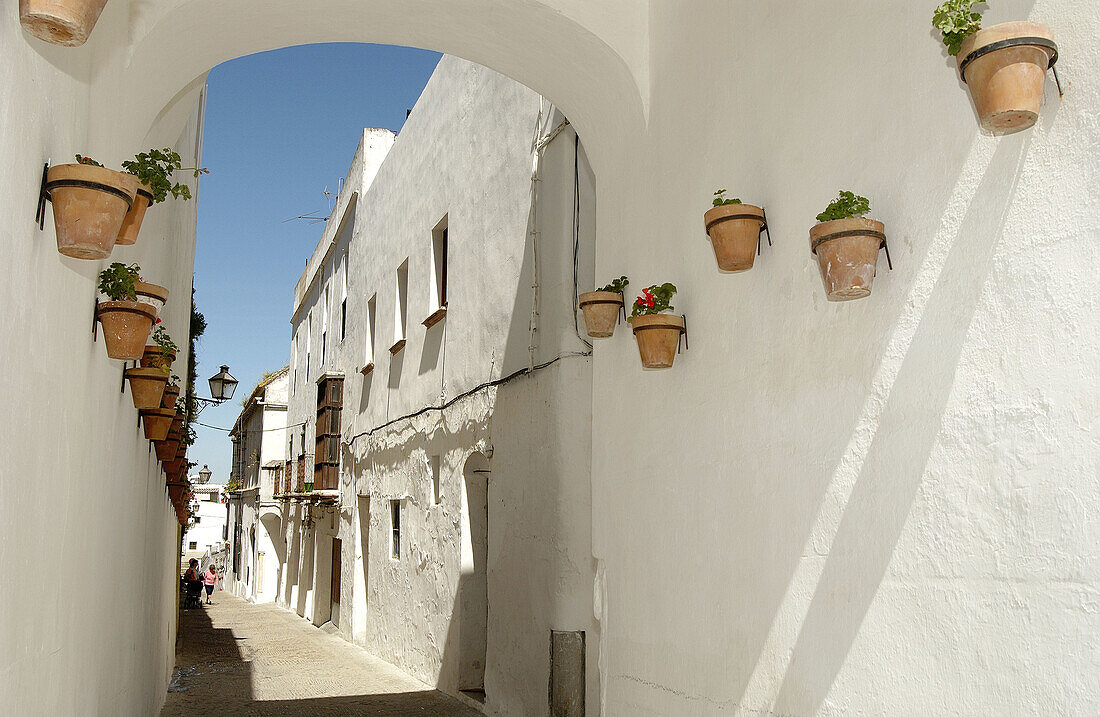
[1,0,1097,714]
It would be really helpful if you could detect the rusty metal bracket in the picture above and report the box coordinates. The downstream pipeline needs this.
[35,163,49,230]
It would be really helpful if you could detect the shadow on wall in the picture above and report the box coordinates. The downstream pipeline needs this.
[767,132,1035,715]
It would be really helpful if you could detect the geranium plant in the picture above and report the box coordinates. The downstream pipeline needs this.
[152,325,179,368]
[933,0,984,56]
[631,283,677,318]
[816,191,871,223]
[121,148,208,204]
[597,276,629,293]
[97,262,141,301]
[712,189,742,207]
[75,154,103,167]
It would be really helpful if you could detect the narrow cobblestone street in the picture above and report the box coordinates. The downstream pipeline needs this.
[161,592,481,716]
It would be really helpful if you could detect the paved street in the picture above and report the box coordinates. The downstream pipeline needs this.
[161,591,481,716]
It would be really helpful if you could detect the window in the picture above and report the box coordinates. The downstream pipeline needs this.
[305,311,312,373]
[321,285,329,365]
[291,332,297,390]
[425,216,448,327]
[193,516,201,523]
[391,259,408,353]
[391,500,401,558]
[315,375,343,491]
[362,294,377,373]
[430,454,441,504]
[340,255,348,341]
[188,541,197,550]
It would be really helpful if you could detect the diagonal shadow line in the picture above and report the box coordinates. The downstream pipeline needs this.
[772,135,1033,715]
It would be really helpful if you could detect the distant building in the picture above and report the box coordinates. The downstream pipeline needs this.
[181,472,228,573]
[273,56,597,712]
[225,366,290,603]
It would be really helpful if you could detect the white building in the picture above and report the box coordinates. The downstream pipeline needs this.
[225,367,289,604]
[181,469,227,559]
[2,2,1097,715]
[274,56,597,713]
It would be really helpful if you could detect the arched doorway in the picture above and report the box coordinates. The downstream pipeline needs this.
[459,451,490,700]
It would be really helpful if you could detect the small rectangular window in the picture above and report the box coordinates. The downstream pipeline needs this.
[391,500,401,558]
[424,217,448,328]
[430,454,441,504]
[306,311,312,373]
[391,259,408,353]
[193,516,201,523]
[362,294,377,373]
[188,541,197,550]
[340,256,348,341]
[321,286,329,364]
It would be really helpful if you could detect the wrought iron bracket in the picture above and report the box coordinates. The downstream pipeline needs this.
[35,162,50,230]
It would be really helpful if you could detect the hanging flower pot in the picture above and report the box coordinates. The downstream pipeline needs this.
[704,191,767,272]
[96,301,157,360]
[46,161,136,259]
[117,149,207,246]
[167,481,187,504]
[810,192,889,301]
[116,182,153,246]
[134,280,169,315]
[141,344,175,372]
[933,3,1057,134]
[18,0,109,47]
[958,22,1056,133]
[141,407,175,441]
[629,283,687,369]
[578,276,628,338]
[124,367,168,409]
[161,384,181,409]
[155,439,180,463]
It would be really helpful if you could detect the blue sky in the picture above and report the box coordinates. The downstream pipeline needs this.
[189,43,441,483]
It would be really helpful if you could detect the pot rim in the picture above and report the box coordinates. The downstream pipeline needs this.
[125,367,169,381]
[96,301,159,320]
[630,312,686,332]
[140,407,176,418]
[46,164,137,208]
[704,203,765,232]
[809,216,886,254]
[578,290,624,307]
[134,281,169,303]
[958,21,1055,69]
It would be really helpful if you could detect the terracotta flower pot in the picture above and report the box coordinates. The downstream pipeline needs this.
[124,367,168,409]
[19,0,109,47]
[958,22,1056,134]
[578,291,624,338]
[134,280,169,315]
[630,313,686,369]
[141,407,175,441]
[155,439,180,463]
[161,384,181,409]
[704,203,766,272]
[810,217,886,301]
[46,164,136,259]
[141,345,175,372]
[116,182,154,245]
[96,301,157,360]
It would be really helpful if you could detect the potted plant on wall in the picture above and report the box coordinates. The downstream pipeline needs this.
[19,0,109,47]
[934,0,1057,133]
[125,365,168,410]
[117,148,208,245]
[142,326,178,372]
[141,406,175,441]
[578,276,628,338]
[809,191,888,301]
[96,262,158,360]
[704,190,767,272]
[629,283,685,369]
[161,379,181,409]
[46,156,137,260]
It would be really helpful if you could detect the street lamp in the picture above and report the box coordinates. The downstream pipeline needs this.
[208,365,239,401]
[190,365,240,416]
[197,465,212,484]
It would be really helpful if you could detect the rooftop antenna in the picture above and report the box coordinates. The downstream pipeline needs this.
[282,180,342,226]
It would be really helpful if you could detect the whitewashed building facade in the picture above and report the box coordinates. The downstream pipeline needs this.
[275,56,598,713]
[225,367,289,604]
[181,475,226,557]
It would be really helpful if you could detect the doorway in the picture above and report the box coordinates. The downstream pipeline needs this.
[459,452,490,700]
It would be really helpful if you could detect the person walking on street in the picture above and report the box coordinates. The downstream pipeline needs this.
[203,565,218,604]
